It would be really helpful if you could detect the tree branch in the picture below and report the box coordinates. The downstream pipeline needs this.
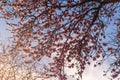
[103,0,120,4]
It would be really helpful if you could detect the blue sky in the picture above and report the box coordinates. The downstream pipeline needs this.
[0,19,11,44]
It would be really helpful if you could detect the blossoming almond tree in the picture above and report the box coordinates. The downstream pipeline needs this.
[0,0,119,80]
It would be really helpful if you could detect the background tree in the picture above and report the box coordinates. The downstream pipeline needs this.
[0,44,51,80]
[0,0,120,80]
